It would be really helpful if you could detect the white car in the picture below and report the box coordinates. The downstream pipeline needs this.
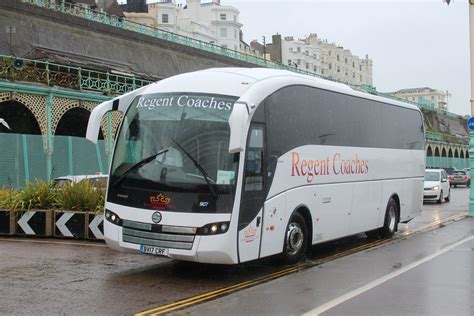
[53,174,108,189]
[424,169,450,203]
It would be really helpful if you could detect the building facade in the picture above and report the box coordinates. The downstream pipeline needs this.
[266,33,373,86]
[390,87,448,111]
[281,36,322,74]
[124,0,243,51]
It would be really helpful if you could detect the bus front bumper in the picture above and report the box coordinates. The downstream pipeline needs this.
[104,219,238,264]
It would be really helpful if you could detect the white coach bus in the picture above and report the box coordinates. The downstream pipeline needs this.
[86,68,425,264]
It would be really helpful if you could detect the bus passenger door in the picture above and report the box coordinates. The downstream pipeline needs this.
[238,125,266,263]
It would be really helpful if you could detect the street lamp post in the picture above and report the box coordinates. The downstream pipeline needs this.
[469,0,474,216]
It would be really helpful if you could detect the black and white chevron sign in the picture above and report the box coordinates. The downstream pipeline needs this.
[55,212,86,238]
[17,211,46,235]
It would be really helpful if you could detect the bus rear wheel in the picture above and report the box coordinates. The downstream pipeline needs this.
[379,198,398,238]
[282,212,308,265]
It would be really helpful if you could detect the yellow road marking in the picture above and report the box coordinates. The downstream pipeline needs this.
[135,213,467,316]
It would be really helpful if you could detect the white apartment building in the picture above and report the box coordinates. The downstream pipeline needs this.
[267,33,373,86]
[281,36,322,74]
[391,87,448,111]
[124,0,242,51]
[308,33,372,86]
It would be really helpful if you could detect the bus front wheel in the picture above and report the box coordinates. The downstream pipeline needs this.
[379,198,399,238]
[282,212,308,265]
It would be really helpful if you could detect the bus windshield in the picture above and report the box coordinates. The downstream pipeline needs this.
[108,93,239,213]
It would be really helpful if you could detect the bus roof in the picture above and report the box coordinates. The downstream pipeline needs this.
[147,68,421,113]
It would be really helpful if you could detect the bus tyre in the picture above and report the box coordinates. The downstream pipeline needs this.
[282,212,308,265]
[379,198,398,238]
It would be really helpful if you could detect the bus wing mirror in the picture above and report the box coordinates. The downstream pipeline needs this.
[86,84,151,144]
[86,100,115,144]
[228,102,249,153]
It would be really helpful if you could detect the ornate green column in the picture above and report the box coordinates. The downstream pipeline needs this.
[470,132,474,216]
[46,93,53,182]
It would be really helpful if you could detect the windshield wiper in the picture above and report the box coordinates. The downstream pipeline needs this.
[171,138,218,200]
[112,149,169,188]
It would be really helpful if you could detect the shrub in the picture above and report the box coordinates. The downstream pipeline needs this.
[0,188,22,210]
[55,180,105,213]
[16,180,57,210]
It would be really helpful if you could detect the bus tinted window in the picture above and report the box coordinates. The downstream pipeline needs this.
[265,85,424,158]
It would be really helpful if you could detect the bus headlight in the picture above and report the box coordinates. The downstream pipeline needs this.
[105,209,122,226]
[197,222,230,235]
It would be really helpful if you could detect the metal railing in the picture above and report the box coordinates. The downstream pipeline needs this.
[0,55,152,94]
[425,131,469,146]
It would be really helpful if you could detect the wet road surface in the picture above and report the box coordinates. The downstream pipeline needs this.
[0,188,469,315]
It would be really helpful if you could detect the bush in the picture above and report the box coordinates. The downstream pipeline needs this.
[0,188,21,210]
[17,180,57,210]
[55,180,105,213]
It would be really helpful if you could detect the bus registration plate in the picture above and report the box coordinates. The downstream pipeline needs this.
[140,245,169,257]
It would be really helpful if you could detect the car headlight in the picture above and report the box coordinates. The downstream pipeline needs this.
[431,186,440,191]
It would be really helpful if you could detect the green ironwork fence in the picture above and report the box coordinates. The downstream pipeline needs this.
[0,133,109,189]
[426,156,469,170]
[0,55,152,94]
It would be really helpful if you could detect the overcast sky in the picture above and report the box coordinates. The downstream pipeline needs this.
[139,0,470,115]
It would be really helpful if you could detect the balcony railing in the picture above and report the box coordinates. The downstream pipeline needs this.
[0,55,152,94]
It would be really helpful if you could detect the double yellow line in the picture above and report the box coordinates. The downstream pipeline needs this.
[136,239,386,316]
[136,213,467,316]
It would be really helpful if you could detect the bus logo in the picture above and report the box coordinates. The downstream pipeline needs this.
[152,212,162,223]
[148,193,174,210]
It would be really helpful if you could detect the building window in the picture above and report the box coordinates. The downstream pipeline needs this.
[337,55,340,61]
[345,58,347,63]
[288,59,292,65]
[359,65,362,71]
[297,47,301,53]
[329,63,332,70]
[220,13,226,20]
[328,50,331,56]
[352,61,355,67]
[233,15,237,21]
[337,66,340,72]
[345,70,348,76]
[234,29,237,39]
[297,59,301,65]
[431,96,434,100]
[306,62,309,69]
[305,50,309,56]
[314,66,317,72]
[220,28,227,38]
[321,69,324,75]
[353,72,355,78]
[289,48,293,53]
[360,75,362,81]
[162,14,169,24]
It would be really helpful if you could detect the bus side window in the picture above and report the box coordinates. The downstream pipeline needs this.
[244,126,264,191]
